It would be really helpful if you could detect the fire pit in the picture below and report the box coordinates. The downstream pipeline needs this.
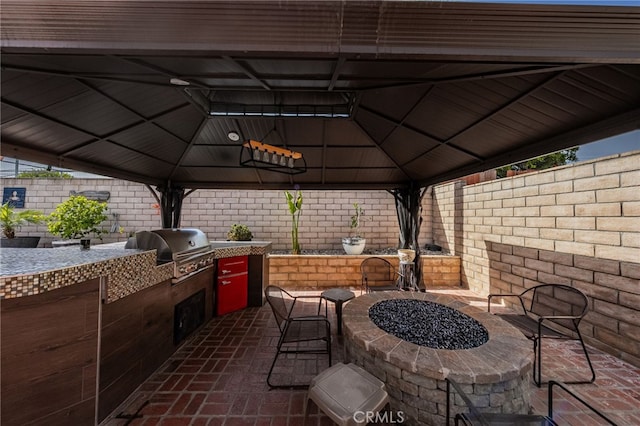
[369,299,489,349]
[343,292,533,426]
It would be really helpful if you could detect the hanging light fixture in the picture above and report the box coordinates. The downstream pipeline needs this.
[239,140,306,175]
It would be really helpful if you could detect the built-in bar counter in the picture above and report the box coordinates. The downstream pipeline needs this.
[0,241,271,425]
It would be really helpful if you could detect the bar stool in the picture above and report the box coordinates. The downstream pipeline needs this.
[304,362,390,426]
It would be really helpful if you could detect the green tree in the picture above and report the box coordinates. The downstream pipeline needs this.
[47,195,108,240]
[497,148,579,178]
[17,170,73,179]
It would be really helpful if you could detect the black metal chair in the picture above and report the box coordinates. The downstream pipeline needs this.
[446,378,617,425]
[264,285,332,388]
[488,284,595,387]
[361,257,400,294]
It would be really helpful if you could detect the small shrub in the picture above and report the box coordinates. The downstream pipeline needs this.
[47,195,108,240]
[227,224,253,241]
[17,170,73,179]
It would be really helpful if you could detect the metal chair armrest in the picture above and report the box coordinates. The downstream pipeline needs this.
[488,293,524,313]
[549,381,617,425]
[291,295,326,317]
[446,378,492,426]
[289,315,330,322]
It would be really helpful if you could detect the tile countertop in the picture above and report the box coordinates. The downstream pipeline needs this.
[0,241,272,277]
[0,241,272,301]
[0,243,149,277]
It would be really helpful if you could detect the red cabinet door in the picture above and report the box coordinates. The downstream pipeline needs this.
[216,256,248,315]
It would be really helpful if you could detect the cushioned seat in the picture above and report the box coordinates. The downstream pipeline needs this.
[305,362,389,426]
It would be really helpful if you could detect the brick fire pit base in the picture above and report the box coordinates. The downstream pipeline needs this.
[343,291,533,426]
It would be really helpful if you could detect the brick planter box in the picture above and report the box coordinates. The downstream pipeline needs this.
[268,254,460,290]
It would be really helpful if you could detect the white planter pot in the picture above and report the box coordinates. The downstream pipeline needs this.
[342,237,366,255]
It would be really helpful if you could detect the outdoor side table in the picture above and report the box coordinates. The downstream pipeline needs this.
[305,362,389,426]
[321,289,355,335]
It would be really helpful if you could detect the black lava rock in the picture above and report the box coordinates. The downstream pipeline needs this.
[368,299,489,350]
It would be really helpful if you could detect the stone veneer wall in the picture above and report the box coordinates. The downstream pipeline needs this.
[2,181,433,251]
[268,254,460,289]
[431,151,640,366]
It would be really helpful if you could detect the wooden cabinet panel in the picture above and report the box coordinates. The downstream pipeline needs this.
[1,279,100,426]
[98,278,174,422]
[98,267,214,422]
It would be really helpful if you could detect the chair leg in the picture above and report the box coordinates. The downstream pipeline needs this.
[534,333,596,387]
[534,336,542,387]
[266,349,281,388]
[575,328,596,384]
[326,324,332,366]
[303,396,313,423]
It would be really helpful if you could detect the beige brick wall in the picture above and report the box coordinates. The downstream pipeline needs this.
[2,181,434,251]
[431,151,640,366]
[269,254,460,289]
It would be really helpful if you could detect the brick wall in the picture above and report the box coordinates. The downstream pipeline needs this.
[5,151,638,364]
[269,254,460,289]
[2,181,434,251]
[431,151,640,366]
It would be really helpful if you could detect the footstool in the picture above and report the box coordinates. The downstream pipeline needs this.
[304,362,389,426]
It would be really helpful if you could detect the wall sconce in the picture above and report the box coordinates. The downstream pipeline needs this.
[239,140,306,175]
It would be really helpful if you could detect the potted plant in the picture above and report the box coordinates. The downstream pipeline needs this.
[47,195,108,249]
[227,223,253,241]
[0,202,45,248]
[342,202,367,255]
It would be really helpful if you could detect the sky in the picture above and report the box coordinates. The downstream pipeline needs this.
[576,130,640,161]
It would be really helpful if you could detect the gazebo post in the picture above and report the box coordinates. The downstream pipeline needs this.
[389,184,428,290]
[147,183,193,229]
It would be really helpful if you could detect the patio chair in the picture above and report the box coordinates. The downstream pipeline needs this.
[361,257,400,294]
[264,285,332,388]
[446,378,617,425]
[488,284,596,387]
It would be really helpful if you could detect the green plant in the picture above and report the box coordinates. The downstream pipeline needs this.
[349,202,366,238]
[227,223,253,241]
[0,202,45,239]
[284,189,303,254]
[496,148,579,178]
[17,170,73,179]
[47,195,108,240]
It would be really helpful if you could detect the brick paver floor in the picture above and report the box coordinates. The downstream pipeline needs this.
[103,288,640,426]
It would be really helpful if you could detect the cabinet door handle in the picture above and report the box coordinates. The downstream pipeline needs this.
[221,280,232,285]
[221,269,231,274]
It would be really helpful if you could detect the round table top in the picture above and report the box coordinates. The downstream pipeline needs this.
[321,288,355,303]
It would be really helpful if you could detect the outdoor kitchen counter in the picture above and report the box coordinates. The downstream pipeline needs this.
[0,240,272,302]
[0,240,272,425]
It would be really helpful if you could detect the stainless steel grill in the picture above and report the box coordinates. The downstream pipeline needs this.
[132,228,216,283]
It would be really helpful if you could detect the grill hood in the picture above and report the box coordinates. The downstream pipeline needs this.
[132,228,210,263]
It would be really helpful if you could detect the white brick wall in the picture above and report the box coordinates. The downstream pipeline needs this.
[2,180,434,251]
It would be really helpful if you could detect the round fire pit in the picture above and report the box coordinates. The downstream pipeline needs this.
[369,299,489,349]
[343,292,533,426]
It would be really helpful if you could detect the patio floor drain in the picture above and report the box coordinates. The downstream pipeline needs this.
[368,299,489,349]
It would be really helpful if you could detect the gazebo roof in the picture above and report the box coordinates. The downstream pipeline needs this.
[2,0,639,189]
